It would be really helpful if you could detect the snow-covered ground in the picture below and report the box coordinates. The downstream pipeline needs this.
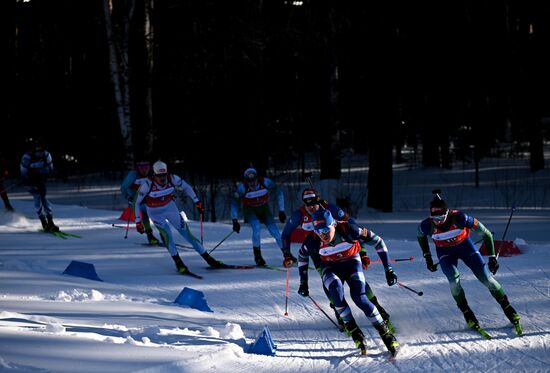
[1,191,549,372]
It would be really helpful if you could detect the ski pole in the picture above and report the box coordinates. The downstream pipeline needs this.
[124,204,132,239]
[371,256,414,264]
[200,212,204,245]
[397,281,423,296]
[307,295,342,331]
[496,206,516,260]
[207,230,234,255]
[112,223,135,229]
[284,267,290,316]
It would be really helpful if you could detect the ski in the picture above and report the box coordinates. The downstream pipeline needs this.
[469,323,492,340]
[137,242,164,248]
[41,230,81,239]
[56,231,81,238]
[257,264,287,272]
[179,268,203,279]
[206,263,255,270]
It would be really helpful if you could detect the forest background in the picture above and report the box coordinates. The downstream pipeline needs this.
[5,0,550,215]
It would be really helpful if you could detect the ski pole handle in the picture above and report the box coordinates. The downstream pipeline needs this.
[397,281,424,296]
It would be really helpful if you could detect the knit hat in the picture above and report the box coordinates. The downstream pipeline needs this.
[430,198,448,216]
[312,210,335,232]
[302,188,320,206]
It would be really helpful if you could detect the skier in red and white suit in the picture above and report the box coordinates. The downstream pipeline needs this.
[134,161,224,273]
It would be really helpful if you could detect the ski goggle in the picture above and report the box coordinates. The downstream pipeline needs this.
[303,198,319,206]
[431,211,448,223]
[314,226,331,235]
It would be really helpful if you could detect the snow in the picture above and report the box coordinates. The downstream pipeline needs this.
[1,177,550,372]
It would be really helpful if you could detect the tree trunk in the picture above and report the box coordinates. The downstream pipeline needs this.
[102,0,135,169]
[143,0,155,158]
[367,138,393,212]
[529,118,545,172]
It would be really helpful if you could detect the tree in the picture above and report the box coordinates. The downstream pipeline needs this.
[102,0,135,169]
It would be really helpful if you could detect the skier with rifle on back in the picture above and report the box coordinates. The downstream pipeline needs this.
[294,209,400,356]
[416,189,523,337]
[281,187,396,333]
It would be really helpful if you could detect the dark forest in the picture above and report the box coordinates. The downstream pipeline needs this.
[6,0,550,211]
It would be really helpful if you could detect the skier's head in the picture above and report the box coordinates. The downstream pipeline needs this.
[312,209,336,243]
[152,161,168,185]
[430,197,449,225]
[243,168,258,185]
[302,188,321,215]
[135,161,151,176]
[26,137,45,157]
[153,161,167,175]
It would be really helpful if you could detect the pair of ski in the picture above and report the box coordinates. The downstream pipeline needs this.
[469,321,523,339]
[179,262,257,279]
[41,230,81,239]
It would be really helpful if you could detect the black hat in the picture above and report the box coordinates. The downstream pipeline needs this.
[430,198,448,215]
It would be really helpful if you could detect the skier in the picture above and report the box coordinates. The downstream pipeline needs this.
[417,190,523,336]
[281,188,395,332]
[230,167,292,266]
[0,155,15,212]
[134,160,225,274]
[296,209,399,356]
[120,160,159,244]
[20,139,59,232]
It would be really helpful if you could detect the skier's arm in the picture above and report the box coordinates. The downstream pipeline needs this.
[280,210,302,252]
[134,181,150,223]
[172,175,200,204]
[120,171,136,200]
[472,219,495,256]
[230,184,243,220]
[358,227,390,269]
[265,178,284,212]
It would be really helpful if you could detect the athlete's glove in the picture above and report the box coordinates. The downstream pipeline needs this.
[278,211,286,224]
[298,282,309,297]
[385,267,397,286]
[424,253,438,272]
[283,257,294,268]
[282,250,296,268]
[136,221,145,234]
[361,255,371,270]
[195,201,205,215]
[488,256,499,275]
[232,219,240,233]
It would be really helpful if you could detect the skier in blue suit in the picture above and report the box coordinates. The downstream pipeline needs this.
[296,209,399,356]
[281,188,395,332]
[417,191,523,336]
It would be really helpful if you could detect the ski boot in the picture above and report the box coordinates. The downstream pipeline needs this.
[371,296,395,333]
[172,254,189,274]
[46,215,59,232]
[145,229,159,245]
[498,296,523,336]
[201,252,225,268]
[374,322,399,356]
[344,319,367,355]
[253,247,266,266]
[39,215,49,231]
[459,302,480,329]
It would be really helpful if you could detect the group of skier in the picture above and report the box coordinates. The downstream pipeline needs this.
[119,158,522,357]
[6,140,523,357]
